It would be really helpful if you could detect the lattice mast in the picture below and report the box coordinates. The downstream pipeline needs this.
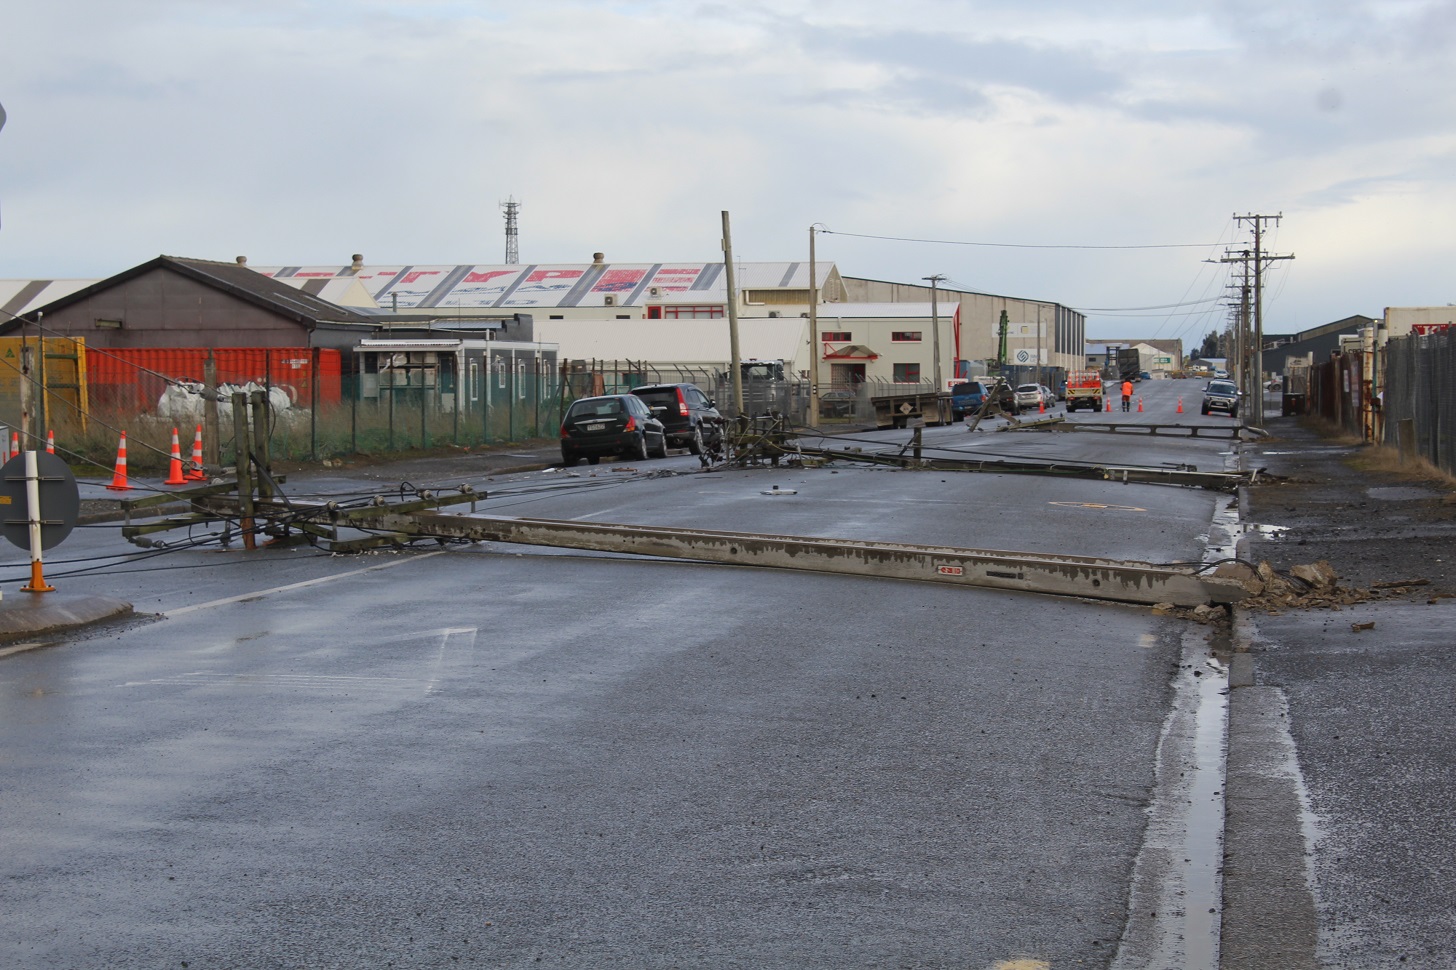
[501,196,520,265]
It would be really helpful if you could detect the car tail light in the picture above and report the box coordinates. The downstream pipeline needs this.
[623,416,637,432]
[676,387,689,417]
[560,425,570,439]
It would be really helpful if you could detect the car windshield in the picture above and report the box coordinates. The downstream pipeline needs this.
[567,398,624,418]
[1208,381,1237,395]
[1016,384,1038,393]
[632,389,676,406]
[952,383,984,394]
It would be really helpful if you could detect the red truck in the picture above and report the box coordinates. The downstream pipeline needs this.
[1064,370,1105,412]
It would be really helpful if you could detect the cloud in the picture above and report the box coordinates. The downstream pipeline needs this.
[0,0,1450,342]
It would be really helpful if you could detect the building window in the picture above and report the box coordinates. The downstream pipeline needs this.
[891,331,922,342]
[822,331,851,342]
[892,363,921,383]
[647,306,662,320]
[549,314,564,320]
[662,306,723,319]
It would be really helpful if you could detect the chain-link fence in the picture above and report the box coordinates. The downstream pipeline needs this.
[0,344,562,475]
[1383,330,1456,475]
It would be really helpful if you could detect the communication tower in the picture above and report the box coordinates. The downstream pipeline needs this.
[501,196,520,265]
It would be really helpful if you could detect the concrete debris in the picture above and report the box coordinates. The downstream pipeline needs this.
[1290,561,1339,588]
[1351,621,1377,632]
[1238,559,1433,613]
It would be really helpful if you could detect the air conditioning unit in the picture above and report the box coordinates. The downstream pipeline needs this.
[768,311,780,318]
[648,286,661,297]
[603,294,616,307]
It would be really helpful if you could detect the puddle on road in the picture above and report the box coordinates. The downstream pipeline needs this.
[1204,496,1288,561]
[1112,626,1229,970]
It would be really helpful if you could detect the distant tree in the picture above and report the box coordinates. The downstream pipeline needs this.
[1199,331,1220,359]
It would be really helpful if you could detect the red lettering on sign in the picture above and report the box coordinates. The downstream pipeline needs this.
[526,269,584,283]
[399,271,441,285]
[463,270,517,284]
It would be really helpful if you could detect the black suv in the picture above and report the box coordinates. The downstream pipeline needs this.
[629,383,724,454]
[1200,379,1240,417]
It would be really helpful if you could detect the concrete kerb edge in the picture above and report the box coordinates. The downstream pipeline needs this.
[0,596,137,655]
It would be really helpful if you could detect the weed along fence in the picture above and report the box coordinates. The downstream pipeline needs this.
[0,342,563,475]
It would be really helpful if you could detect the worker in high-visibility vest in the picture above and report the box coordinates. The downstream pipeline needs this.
[1121,379,1134,412]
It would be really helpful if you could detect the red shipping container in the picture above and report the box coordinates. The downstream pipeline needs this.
[86,347,342,414]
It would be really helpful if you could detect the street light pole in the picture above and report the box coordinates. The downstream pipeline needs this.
[923,275,945,392]
[808,225,821,428]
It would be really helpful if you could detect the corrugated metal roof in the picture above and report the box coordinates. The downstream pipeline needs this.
[0,279,96,318]
[255,261,837,311]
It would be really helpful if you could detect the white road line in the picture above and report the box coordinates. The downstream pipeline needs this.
[162,551,448,618]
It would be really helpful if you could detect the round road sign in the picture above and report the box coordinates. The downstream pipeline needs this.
[0,451,80,551]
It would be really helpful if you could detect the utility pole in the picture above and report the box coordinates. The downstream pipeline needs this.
[808,225,821,428]
[722,211,744,416]
[1232,213,1293,427]
[923,275,945,393]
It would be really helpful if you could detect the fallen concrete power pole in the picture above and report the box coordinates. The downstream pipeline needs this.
[794,444,1259,491]
[374,511,1254,607]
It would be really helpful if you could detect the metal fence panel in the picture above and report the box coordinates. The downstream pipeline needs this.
[1383,331,1456,475]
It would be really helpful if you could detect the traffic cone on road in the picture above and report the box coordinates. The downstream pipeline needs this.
[45,430,55,454]
[185,424,205,480]
[107,432,132,491]
[164,427,187,485]
[1038,397,1046,414]
[1176,397,1184,414]
[1137,397,1144,413]
[1104,396,1112,412]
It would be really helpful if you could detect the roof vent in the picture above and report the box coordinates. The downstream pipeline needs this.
[350,253,364,273]
[235,256,247,266]
[592,252,605,265]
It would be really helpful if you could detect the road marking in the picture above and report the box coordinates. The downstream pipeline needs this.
[1049,501,1148,512]
[163,551,448,617]
[119,671,422,692]
[994,961,1050,970]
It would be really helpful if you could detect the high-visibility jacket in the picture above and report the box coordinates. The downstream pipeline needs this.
[1121,381,1134,397]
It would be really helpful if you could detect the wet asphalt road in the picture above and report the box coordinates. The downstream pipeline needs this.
[0,381,1264,967]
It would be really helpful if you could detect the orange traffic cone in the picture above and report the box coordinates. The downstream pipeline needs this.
[1137,397,1144,413]
[107,432,132,491]
[164,427,187,485]
[9,432,17,459]
[1176,397,1184,414]
[45,430,55,454]
[186,424,205,480]
[1104,395,1112,412]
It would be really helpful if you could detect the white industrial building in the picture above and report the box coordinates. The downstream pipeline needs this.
[251,254,1086,389]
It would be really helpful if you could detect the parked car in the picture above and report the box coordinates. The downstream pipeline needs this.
[560,394,668,465]
[1014,383,1045,409]
[817,388,858,419]
[951,379,1019,418]
[1200,379,1241,417]
[629,383,723,454]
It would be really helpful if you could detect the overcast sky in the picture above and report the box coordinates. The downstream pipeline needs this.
[1,0,1451,343]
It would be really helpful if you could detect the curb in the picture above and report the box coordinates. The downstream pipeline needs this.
[0,595,136,652]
